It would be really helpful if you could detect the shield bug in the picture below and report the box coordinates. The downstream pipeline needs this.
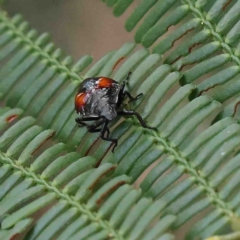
[75,72,156,152]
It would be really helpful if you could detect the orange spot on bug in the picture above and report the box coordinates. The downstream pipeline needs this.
[6,114,18,123]
[75,92,87,112]
[112,57,125,70]
[97,77,114,88]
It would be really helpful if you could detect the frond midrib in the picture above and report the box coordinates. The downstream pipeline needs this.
[0,151,125,240]
[0,10,83,82]
[0,3,237,236]
[184,0,240,67]
[127,118,235,219]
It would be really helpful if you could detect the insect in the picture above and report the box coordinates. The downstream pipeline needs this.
[75,72,156,152]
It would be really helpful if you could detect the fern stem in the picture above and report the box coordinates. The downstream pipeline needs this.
[149,128,235,217]
[206,231,240,240]
[0,152,124,240]
[126,115,235,219]
[184,0,240,66]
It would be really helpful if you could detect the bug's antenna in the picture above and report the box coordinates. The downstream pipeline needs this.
[126,72,132,82]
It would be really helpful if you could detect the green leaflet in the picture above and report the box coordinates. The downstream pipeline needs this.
[1,0,240,238]
[0,105,175,239]
[104,0,240,123]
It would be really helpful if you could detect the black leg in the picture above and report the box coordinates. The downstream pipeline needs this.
[126,71,132,81]
[100,119,118,152]
[117,72,133,108]
[124,91,143,103]
[75,116,102,127]
[118,72,143,107]
[76,117,116,151]
[118,109,157,130]
[87,118,110,137]
[89,127,110,138]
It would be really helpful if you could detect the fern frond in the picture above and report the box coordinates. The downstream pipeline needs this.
[0,10,139,152]
[1,6,240,239]
[103,0,240,121]
[0,107,175,240]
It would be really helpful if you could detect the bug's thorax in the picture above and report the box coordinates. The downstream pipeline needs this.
[75,77,120,120]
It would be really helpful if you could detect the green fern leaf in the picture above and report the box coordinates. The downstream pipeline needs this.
[104,0,240,121]
[1,0,240,239]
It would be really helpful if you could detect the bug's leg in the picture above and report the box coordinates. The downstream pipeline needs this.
[87,119,110,136]
[126,71,132,82]
[75,119,87,127]
[124,91,143,102]
[118,71,142,107]
[75,116,102,127]
[100,119,118,152]
[117,79,127,108]
[123,72,142,101]
[121,72,132,89]
[75,117,102,122]
[119,72,132,95]
[118,109,157,130]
